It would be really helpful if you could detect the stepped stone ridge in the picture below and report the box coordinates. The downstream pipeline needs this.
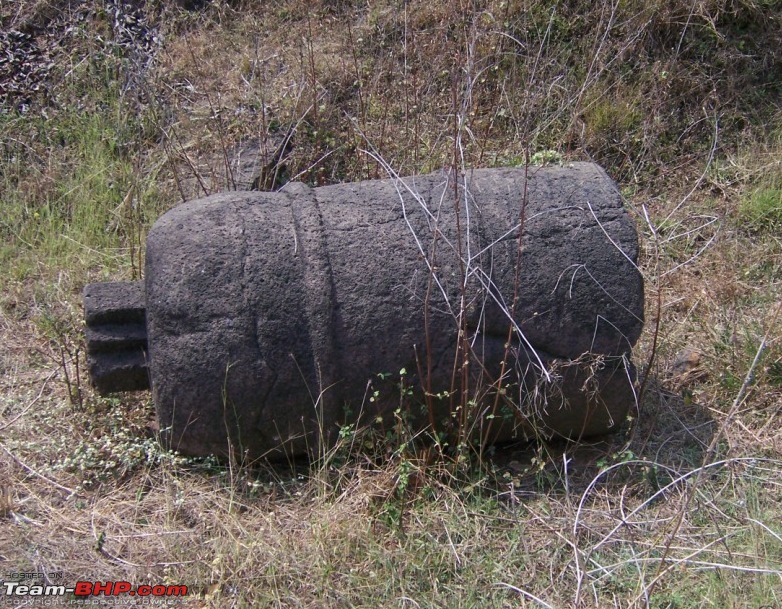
[84,163,644,459]
[83,281,148,395]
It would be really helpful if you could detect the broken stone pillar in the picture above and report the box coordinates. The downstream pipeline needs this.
[84,163,644,459]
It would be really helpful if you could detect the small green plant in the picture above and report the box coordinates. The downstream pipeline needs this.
[596,449,636,472]
[529,149,563,166]
[38,401,202,486]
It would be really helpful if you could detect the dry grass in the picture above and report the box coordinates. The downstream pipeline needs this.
[1,0,781,607]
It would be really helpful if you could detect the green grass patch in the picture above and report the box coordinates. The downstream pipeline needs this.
[0,41,165,288]
[739,186,782,231]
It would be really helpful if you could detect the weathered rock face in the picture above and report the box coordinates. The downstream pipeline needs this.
[85,163,644,459]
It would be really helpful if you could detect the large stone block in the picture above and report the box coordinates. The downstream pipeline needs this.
[85,164,644,458]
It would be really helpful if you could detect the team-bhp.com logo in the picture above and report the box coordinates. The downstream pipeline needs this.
[3,580,188,600]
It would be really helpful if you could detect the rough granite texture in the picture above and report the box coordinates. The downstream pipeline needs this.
[138,163,644,458]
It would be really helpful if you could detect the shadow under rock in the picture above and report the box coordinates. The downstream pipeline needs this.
[489,376,716,501]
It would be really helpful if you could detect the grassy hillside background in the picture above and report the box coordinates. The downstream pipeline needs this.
[1,0,781,607]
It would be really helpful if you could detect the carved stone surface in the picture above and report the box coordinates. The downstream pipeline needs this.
[83,281,149,394]
[85,163,644,458]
